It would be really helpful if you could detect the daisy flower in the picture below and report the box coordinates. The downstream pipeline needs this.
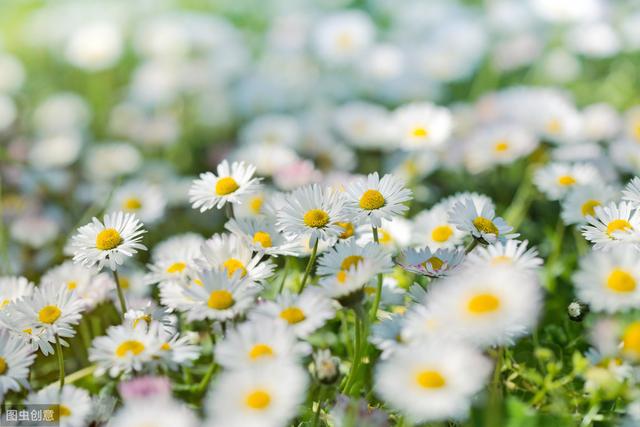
[621,321,640,361]
[196,233,275,283]
[234,189,272,218]
[411,205,466,249]
[582,202,640,250]
[276,184,349,246]
[573,246,640,313]
[392,102,453,151]
[561,183,616,225]
[318,259,378,303]
[25,384,93,427]
[448,197,517,244]
[343,172,412,227]
[0,276,34,310]
[151,233,205,263]
[71,211,147,271]
[250,289,335,338]
[316,239,392,277]
[533,162,600,201]
[109,180,167,224]
[189,160,261,212]
[110,398,200,427]
[150,324,200,371]
[41,261,114,310]
[463,240,542,274]
[0,329,36,402]
[215,319,310,370]
[369,314,405,360]
[356,217,412,253]
[375,339,492,423]
[400,304,448,345]
[426,265,542,347]
[225,216,300,256]
[182,268,261,322]
[622,176,640,207]
[146,235,204,286]
[439,192,494,213]
[206,362,308,427]
[397,247,465,278]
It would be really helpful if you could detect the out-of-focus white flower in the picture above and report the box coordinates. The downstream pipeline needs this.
[542,49,581,83]
[566,22,621,59]
[392,102,453,151]
[0,329,36,402]
[25,384,92,427]
[10,215,60,248]
[313,11,375,66]
[0,53,24,94]
[109,181,167,224]
[29,133,83,170]
[33,92,90,135]
[110,397,199,427]
[561,183,616,225]
[85,142,142,181]
[273,160,322,191]
[0,94,16,132]
[65,21,123,71]
[531,0,605,23]
[534,163,601,201]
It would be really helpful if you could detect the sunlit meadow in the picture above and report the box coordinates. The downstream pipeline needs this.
[2,0,640,426]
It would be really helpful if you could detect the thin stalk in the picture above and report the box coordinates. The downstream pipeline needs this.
[55,335,65,390]
[112,270,127,317]
[277,257,290,294]
[465,238,479,254]
[299,239,319,293]
[311,386,326,427]
[225,203,234,220]
[342,307,363,394]
[369,227,383,320]
[486,347,504,427]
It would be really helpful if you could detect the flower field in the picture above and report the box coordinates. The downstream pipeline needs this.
[2,0,640,426]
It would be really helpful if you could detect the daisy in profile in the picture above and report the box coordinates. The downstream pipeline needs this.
[206,362,308,427]
[573,246,640,313]
[225,217,300,256]
[375,339,492,423]
[397,247,465,278]
[439,192,494,213]
[41,261,113,310]
[316,240,392,277]
[464,240,542,274]
[110,398,200,427]
[182,268,261,322]
[369,314,405,360]
[71,211,147,271]
[250,289,335,338]
[533,162,600,201]
[411,205,466,249]
[356,217,412,253]
[109,180,167,224]
[318,258,377,303]
[561,184,616,225]
[25,384,92,427]
[276,184,349,246]
[427,265,542,347]
[0,329,36,402]
[448,197,516,244]
[0,276,34,310]
[197,233,275,283]
[392,102,453,150]
[344,172,412,228]
[582,202,640,250]
[622,176,640,207]
[189,160,261,212]
[215,319,310,370]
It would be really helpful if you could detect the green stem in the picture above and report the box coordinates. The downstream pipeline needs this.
[504,164,536,229]
[299,239,319,293]
[277,257,290,294]
[369,227,383,320]
[343,307,364,394]
[197,359,217,394]
[465,239,479,254]
[225,203,234,220]
[311,386,326,427]
[55,335,65,390]
[486,347,504,427]
[112,270,127,317]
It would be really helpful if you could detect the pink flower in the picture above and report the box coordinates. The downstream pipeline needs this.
[118,376,171,401]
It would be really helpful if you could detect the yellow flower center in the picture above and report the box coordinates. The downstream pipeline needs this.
[467,293,500,314]
[557,175,576,186]
[115,340,146,357]
[379,229,392,244]
[633,122,640,141]
[473,217,499,235]
[223,258,247,278]
[207,290,235,310]
[0,299,9,308]
[606,268,636,293]
[337,222,355,239]
[303,209,329,228]
[66,281,77,290]
[215,176,240,196]
[416,370,446,389]
[48,405,72,421]
[359,189,385,210]
[494,140,509,152]
[253,231,272,248]
[426,256,443,270]
[279,306,306,324]
[0,357,7,375]
[547,118,562,134]
[581,199,601,217]
[23,328,32,335]
[623,322,640,358]
[38,305,61,324]
[161,342,171,351]
[132,314,152,329]
[245,389,271,410]
[411,127,429,138]
[607,219,633,237]
[337,32,353,49]
[336,270,348,283]
[249,343,274,360]
[491,255,512,265]
[118,276,130,289]
[431,225,453,243]
[166,262,187,274]
[122,197,142,211]
[249,196,263,214]
[95,228,123,250]
[340,255,364,271]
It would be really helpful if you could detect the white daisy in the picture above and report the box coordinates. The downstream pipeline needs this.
[392,102,453,151]
[109,180,167,224]
[234,189,272,218]
[206,361,308,427]
[110,398,200,427]
[25,384,93,427]
[463,240,542,274]
[561,183,616,225]
[411,205,466,249]
[439,192,494,213]
[0,329,36,402]
[189,160,261,212]
[151,324,200,371]
[196,233,275,283]
[582,202,640,250]
[573,246,640,313]
[369,313,405,360]
[397,247,465,278]
[316,239,392,277]
[41,261,114,310]
[0,276,34,310]
[71,211,147,271]
[182,268,261,322]
[623,176,640,207]
[318,258,378,302]
[225,217,300,256]
[448,197,517,244]
[344,172,412,227]
[400,303,448,345]
[249,289,335,338]
[276,184,349,246]
[356,217,413,253]
[375,339,492,423]
[146,234,204,286]
[151,233,205,263]
[215,319,310,370]
[533,162,600,201]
